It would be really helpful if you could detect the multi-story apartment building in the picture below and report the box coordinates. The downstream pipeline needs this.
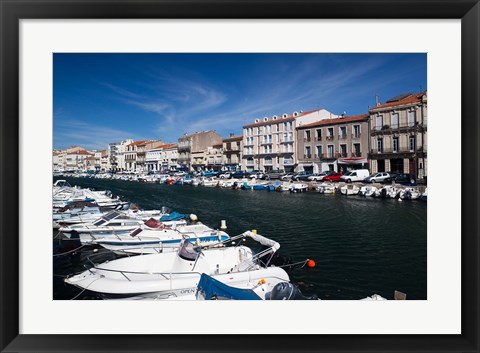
[100,150,109,171]
[241,109,338,172]
[53,150,66,171]
[296,114,370,173]
[368,92,427,179]
[177,131,223,171]
[146,143,178,172]
[65,149,92,171]
[206,144,224,171]
[125,140,164,173]
[108,139,133,172]
[222,134,243,171]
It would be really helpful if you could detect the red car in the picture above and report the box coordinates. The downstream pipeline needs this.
[323,172,343,182]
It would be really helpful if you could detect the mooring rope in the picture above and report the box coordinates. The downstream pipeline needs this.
[53,244,86,256]
[70,276,103,300]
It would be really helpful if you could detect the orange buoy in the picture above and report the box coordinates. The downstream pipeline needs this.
[306,259,316,268]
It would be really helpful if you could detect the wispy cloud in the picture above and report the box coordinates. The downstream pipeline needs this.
[54,117,141,150]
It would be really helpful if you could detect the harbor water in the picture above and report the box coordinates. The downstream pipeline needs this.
[53,177,427,300]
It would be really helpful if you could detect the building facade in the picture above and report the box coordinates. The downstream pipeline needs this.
[241,109,338,172]
[108,139,133,172]
[177,131,223,171]
[64,149,93,171]
[206,144,224,171]
[296,114,370,173]
[222,134,243,171]
[368,92,427,179]
[146,143,178,172]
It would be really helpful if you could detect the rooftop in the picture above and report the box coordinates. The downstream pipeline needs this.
[370,91,427,111]
[223,135,243,142]
[243,109,319,128]
[297,114,370,129]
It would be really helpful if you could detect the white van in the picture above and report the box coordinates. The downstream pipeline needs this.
[340,169,370,183]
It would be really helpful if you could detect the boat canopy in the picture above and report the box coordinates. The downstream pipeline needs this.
[196,273,261,300]
[160,211,186,222]
[244,231,280,252]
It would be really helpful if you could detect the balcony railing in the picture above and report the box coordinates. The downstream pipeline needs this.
[304,137,311,142]
[338,134,347,140]
[303,154,312,159]
[326,135,334,140]
[372,122,427,135]
[283,159,295,165]
[315,136,322,141]
[352,152,362,157]
[246,161,254,166]
[264,160,273,165]
[370,147,416,154]
[352,133,361,138]
[280,139,294,143]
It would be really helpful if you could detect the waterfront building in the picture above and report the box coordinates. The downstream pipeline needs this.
[100,150,109,171]
[53,150,66,171]
[94,150,104,171]
[241,109,338,172]
[146,143,178,172]
[125,140,163,173]
[296,114,370,173]
[177,131,223,171]
[108,139,133,172]
[368,92,427,179]
[206,144,224,171]
[222,134,243,171]
[65,149,93,172]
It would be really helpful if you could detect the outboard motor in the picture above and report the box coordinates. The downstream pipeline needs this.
[268,282,319,300]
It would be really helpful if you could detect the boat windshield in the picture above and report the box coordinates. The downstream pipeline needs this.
[178,240,200,261]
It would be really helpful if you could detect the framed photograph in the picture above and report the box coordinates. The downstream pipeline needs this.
[1,0,478,352]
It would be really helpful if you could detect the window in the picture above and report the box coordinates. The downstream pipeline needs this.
[409,136,415,151]
[316,129,322,140]
[327,145,334,158]
[408,110,416,127]
[339,126,347,138]
[266,125,271,133]
[327,128,334,139]
[265,156,272,165]
[393,137,399,152]
[377,138,384,153]
[353,125,361,137]
[305,146,311,158]
[391,113,399,129]
[305,130,311,142]
[353,143,361,156]
[340,144,347,157]
[376,115,383,130]
[316,145,322,157]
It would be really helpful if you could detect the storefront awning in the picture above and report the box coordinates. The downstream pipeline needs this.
[337,158,368,165]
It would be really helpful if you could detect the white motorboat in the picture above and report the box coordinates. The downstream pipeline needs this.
[93,222,230,254]
[58,210,168,241]
[359,185,377,197]
[399,187,421,200]
[65,231,289,300]
[316,183,337,194]
[340,184,360,196]
[201,177,218,187]
[375,185,400,199]
[218,179,236,188]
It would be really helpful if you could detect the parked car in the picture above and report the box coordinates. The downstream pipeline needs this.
[232,171,251,179]
[201,171,219,177]
[265,169,285,180]
[340,169,370,183]
[173,171,187,177]
[391,173,417,185]
[293,171,314,181]
[308,171,333,181]
[218,172,233,179]
[249,171,265,179]
[364,172,392,183]
[323,172,343,182]
[280,172,295,181]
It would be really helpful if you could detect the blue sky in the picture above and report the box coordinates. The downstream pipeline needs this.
[53,53,426,150]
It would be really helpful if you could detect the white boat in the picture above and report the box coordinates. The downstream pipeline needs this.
[201,177,218,187]
[65,231,289,300]
[375,185,400,198]
[420,187,427,202]
[58,210,186,241]
[93,222,230,254]
[399,187,421,200]
[316,183,337,194]
[359,185,377,197]
[287,183,308,193]
[340,184,360,196]
[218,179,236,188]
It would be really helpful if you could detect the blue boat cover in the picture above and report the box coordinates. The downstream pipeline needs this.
[197,273,262,300]
[160,211,186,221]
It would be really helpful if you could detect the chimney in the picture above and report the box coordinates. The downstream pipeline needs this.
[375,95,380,107]
[229,133,234,137]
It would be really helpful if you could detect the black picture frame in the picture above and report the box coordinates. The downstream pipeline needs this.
[1,1,479,352]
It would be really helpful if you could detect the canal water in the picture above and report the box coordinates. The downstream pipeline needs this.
[53,177,427,300]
